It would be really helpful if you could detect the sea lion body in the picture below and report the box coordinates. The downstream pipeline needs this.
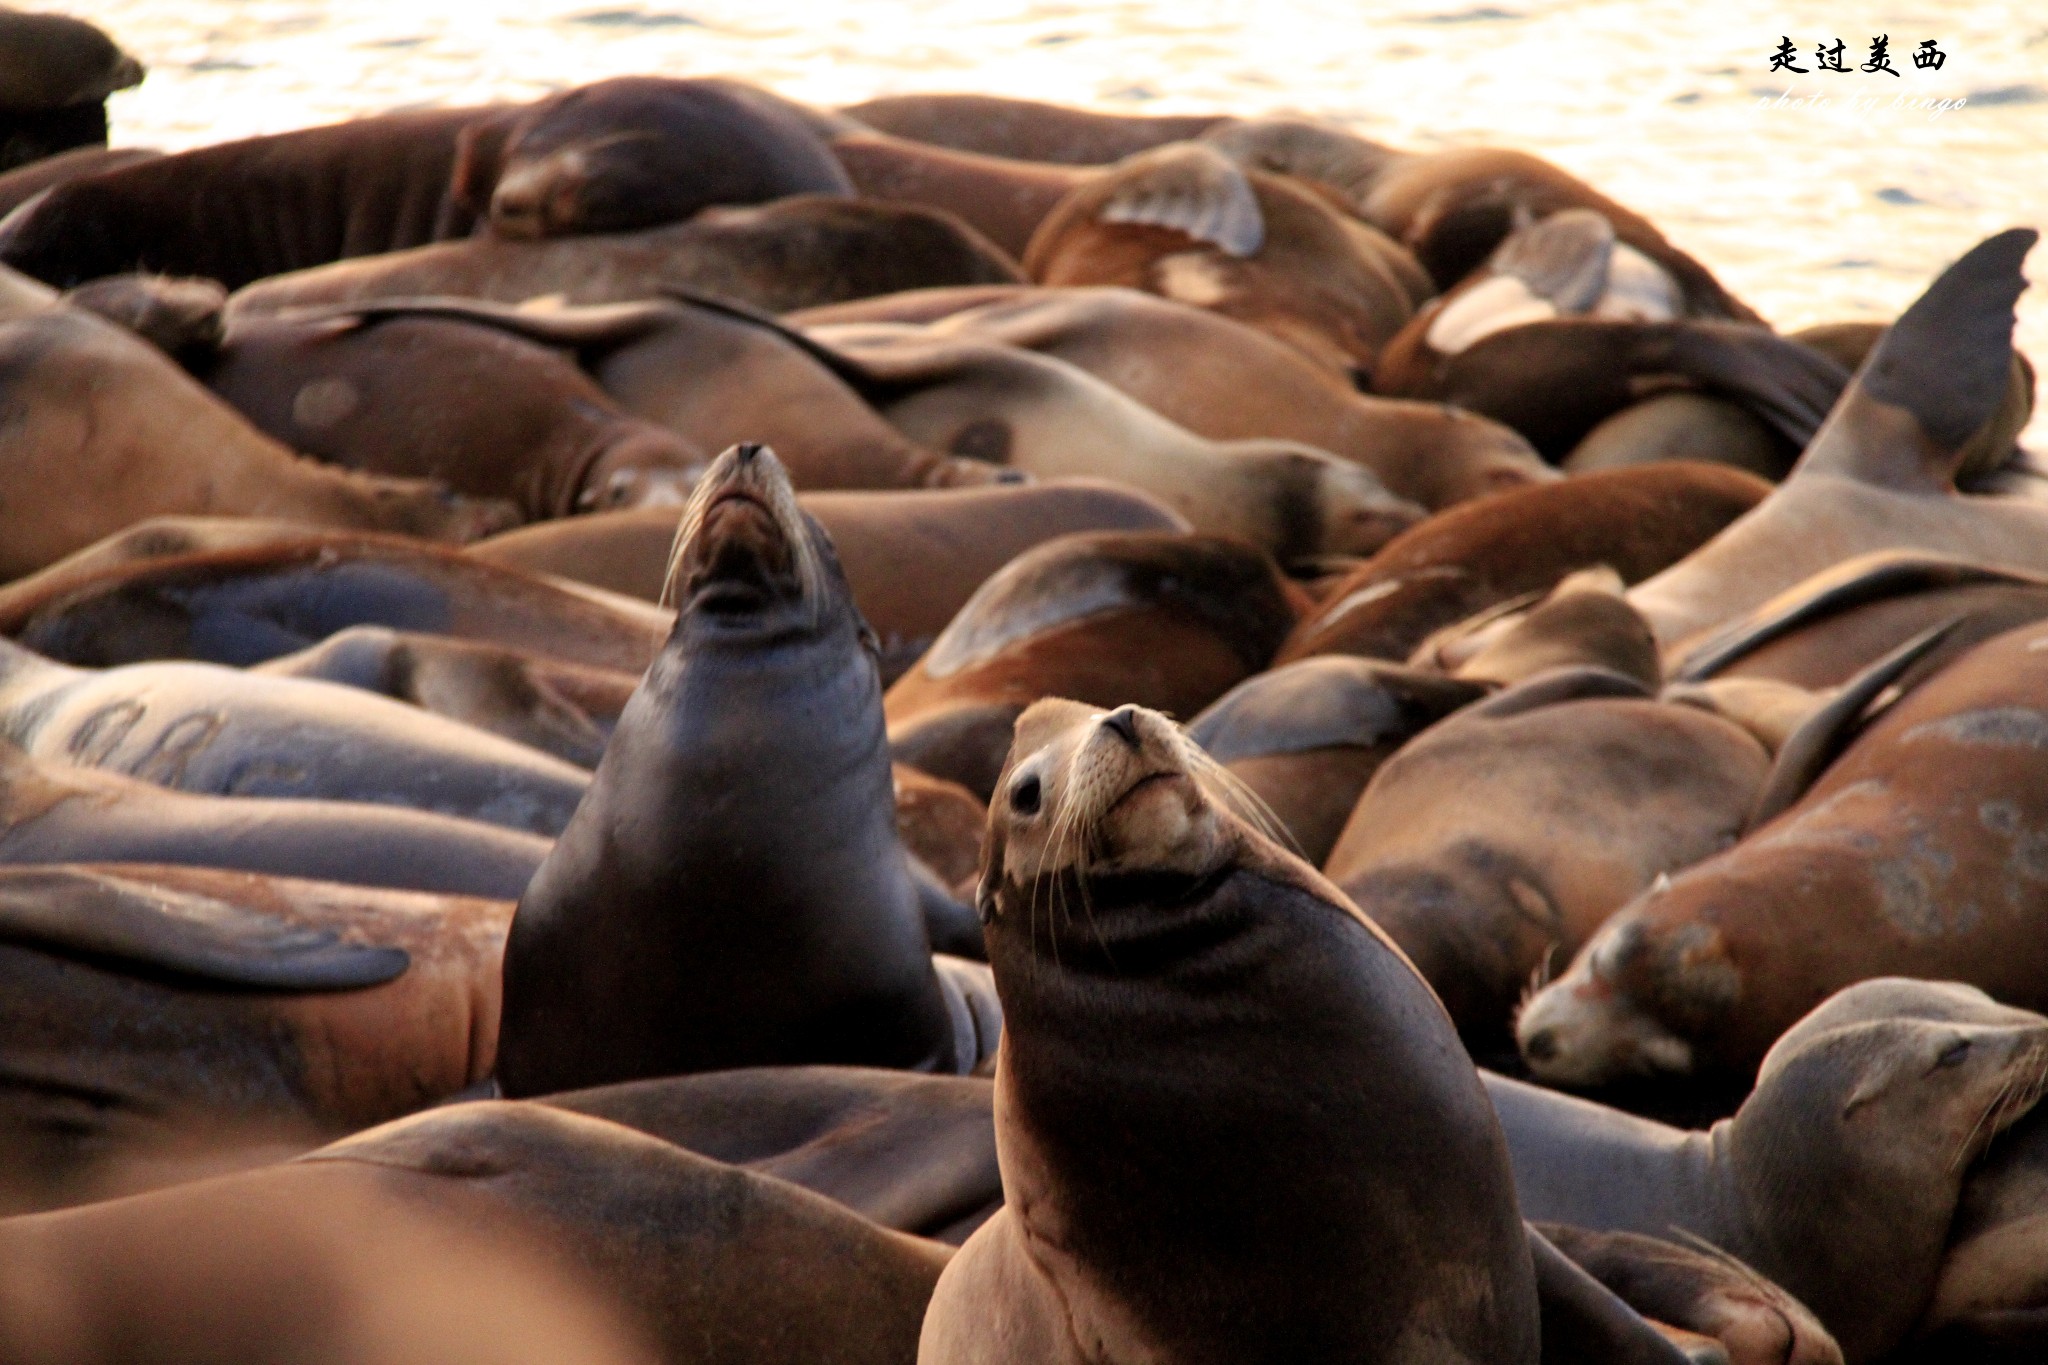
[0,144,158,216]
[841,94,1224,165]
[830,131,1085,259]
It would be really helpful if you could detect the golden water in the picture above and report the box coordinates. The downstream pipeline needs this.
[74,0,2048,441]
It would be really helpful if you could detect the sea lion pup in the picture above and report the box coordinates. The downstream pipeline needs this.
[0,862,511,1214]
[0,283,514,578]
[899,285,1553,508]
[1021,142,1434,381]
[884,531,1301,799]
[471,76,851,240]
[202,304,706,519]
[1353,145,1759,319]
[1322,668,1770,1041]
[0,636,593,836]
[498,444,999,1097]
[0,738,548,897]
[1277,462,1770,665]
[1185,656,1484,864]
[0,520,671,675]
[1493,979,2048,1363]
[253,627,638,768]
[806,324,1425,558]
[1518,617,2048,1087]
[926,698,1707,1365]
[225,193,1024,317]
[0,9,144,171]
[1628,228,2045,650]
[841,93,1226,164]
[468,481,1187,677]
[0,106,507,288]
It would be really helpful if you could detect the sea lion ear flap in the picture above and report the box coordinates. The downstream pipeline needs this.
[1798,227,2037,491]
[1744,618,1960,832]
[441,108,527,234]
[1094,142,1266,258]
[973,813,1006,925]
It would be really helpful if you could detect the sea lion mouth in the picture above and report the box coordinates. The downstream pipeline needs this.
[660,444,822,620]
[1105,768,1186,815]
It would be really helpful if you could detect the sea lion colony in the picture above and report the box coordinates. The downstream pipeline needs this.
[0,9,2042,1363]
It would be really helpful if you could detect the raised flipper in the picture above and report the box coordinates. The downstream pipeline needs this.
[0,864,409,989]
[1460,664,1652,721]
[1199,117,1403,218]
[1188,656,1484,761]
[1744,619,1958,830]
[1796,227,2037,491]
[1492,209,1617,313]
[1088,141,1265,257]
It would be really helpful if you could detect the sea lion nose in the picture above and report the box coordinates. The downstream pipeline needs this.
[1102,706,1142,748]
[735,442,765,466]
[1522,1028,1559,1063]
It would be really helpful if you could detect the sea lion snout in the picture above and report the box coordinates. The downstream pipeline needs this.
[1516,935,1698,1086]
[489,148,590,239]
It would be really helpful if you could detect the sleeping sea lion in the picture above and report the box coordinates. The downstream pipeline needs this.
[840,94,1224,165]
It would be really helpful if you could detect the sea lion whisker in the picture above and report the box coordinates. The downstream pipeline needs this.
[1178,736,1300,856]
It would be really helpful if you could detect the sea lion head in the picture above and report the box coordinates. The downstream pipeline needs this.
[487,77,851,240]
[573,423,707,514]
[977,699,1282,927]
[657,442,847,643]
[1513,906,1715,1086]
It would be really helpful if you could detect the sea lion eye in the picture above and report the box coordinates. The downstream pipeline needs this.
[1009,773,1042,817]
[1936,1037,1973,1069]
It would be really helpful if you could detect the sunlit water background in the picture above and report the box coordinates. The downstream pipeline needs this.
[71,0,2048,443]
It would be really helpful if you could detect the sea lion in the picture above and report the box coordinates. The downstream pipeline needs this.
[1277,462,1771,664]
[841,94,1225,165]
[59,270,226,364]
[475,76,851,240]
[1495,978,2048,1362]
[1921,1095,2048,1355]
[901,284,1555,508]
[1185,656,1484,864]
[0,9,144,171]
[828,130,1088,260]
[467,480,1186,678]
[1022,142,1433,380]
[1563,392,1795,482]
[925,697,1695,1364]
[225,194,1025,318]
[0,520,671,674]
[0,862,509,1214]
[1518,617,2048,1085]
[1323,671,1769,1039]
[498,444,1000,1096]
[0,106,504,288]
[884,531,1300,798]
[893,763,991,893]
[807,323,1425,558]
[0,738,547,897]
[253,626,638,768]
[0,636,592,835]
[0,287,514,578]
[0,144,157,216]
[1412,567,1662,687]
[203,305,706,518]
[1628,228,2045,650]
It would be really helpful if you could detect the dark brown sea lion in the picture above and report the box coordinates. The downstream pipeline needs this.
[1277,462,1771,665]
[926,697,1692,1364]
[1323,672,1769,1040]
[1518,618,2048,1086]
[1628,228,2045,650]
[226,194,1025,317]
[0,106,504,288]
[1495,978,2048,1363]
[203,305,706,518]
[0,143,157,216]
[0,289,514,578]
[1022,142,1433,380]
[467,481,1186,678]
[1185,656,1484,864]
[0,521,671,675]
[0,9,144,171]
[841,94,1225,165]
[808,323,1425,557]
[474,76,851,240]
[498,445,999,1097]
[0,739,547,897]
[884,531,1300,798]
[900,284,1556,508]
[828,130,1088,260]
[253,626,638,768]
[0,862,509,1214]
[0,636,592,835]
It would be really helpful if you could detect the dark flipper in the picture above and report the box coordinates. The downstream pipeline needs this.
[1530,1224,1713,1365]
[0,865,409,990]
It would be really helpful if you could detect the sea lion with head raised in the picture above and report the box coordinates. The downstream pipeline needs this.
[924,697,1700,1364]
[1493,978,2048,1363]
[226,194,1025,318]
[1519,617,2048,1087]
[498,444,999,1097]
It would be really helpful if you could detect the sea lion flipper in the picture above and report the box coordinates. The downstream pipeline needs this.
[1094,142,1265,258]
[1528,1225,1706,1365]
[1461,665,1651,721]
[1744,618,1960,830]
[1645,321,1853,450]
[0,866,410,990]
[1490,208,1614,313]
[1797,228,2037,488]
